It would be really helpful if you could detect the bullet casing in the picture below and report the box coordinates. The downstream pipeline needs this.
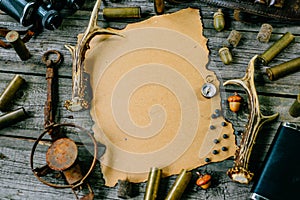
[5,30,31,60]
[0,74,26,111]
[219,47,232,65]
[213,9,225,32]
[266,57,300,81]
[289,93,300,118]
[258,32,295,65]
[103,7,141,19]
[0,107,28,129]
[164,169,192,200]
[144,167,162,200]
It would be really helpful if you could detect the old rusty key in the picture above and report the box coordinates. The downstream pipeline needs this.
[42,50,62,131]
[30,50,96,200]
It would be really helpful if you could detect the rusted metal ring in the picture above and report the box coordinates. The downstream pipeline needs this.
[30,123,98,189]
[42,50,62,66]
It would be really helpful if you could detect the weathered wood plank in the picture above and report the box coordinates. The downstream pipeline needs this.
[0,0,299,199]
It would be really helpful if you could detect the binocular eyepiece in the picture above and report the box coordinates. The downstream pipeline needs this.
[0,0,85,30]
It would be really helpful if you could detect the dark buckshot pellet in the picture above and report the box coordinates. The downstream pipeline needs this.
[221,122,227,126]
[221,147,228,151]
[211,114,217,119]
[223,134,229,139]
[205,158,210,162]
[210,125,216,130]
[212,150,219,155]
[213,139,219,144]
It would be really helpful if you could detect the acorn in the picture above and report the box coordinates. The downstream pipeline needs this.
[196,172,212,189]
[227,92,242,112]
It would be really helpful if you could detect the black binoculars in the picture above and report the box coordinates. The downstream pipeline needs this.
[0,0,85,30]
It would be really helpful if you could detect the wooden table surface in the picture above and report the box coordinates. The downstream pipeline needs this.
[0,0,299,199]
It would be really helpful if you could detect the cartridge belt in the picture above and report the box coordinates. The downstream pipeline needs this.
[197,0,300,21]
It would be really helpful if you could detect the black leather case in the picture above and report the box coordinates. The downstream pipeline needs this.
[250,122,300,200]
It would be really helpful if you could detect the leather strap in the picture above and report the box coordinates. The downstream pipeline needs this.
[198,0,300,21]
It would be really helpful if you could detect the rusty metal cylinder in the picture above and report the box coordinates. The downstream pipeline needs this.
[103,7,141,20]
[0,107,28,129]
[144,167,162,200]
[227,30,242,47]
[289,94,300,118]
[0,74,26,111]
[266,57,300,81]
[164,169,192,200]
[257,23,273,43]
[258,32,295,65]
[5,30,31,61]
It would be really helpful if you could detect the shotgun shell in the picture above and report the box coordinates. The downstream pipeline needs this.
[118,179,134,199]
[219,47,232,65]
[5,30,31,61]
[213,9,225,32]
[0,74,26,111]
[257,23,273,43]
[227,30,242,47]
[154,0,165,15]
[0,107,28,129]
[103,7,141,20]
[266,57,300,81]
[258,32,295,65]
[144,167,162,200]
[289,93,300,118]
[164,169,192,200]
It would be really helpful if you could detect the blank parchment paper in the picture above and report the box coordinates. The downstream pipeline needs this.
[84,8,236,187]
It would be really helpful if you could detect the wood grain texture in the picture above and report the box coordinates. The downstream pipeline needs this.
[0,0,299,199]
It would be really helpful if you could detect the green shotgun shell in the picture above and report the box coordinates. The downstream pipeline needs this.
[289,93,300,118]
[103,7,141,20]
[258,32,295,65]
[164,169,192,200]
[266,57,300,81]
[5,30,31,61]
[219,47,232,65]
[213,9,225,32]
[0,74,26,111]
[0,107,28,129]
[144,167,162,200]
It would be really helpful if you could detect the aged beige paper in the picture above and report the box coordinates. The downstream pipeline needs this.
[85,8,236,186]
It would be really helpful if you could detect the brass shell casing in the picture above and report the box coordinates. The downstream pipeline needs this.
[213,9,225,32]
[5,30,31,61]
[144,167,162,200]
[0,74,26,111]
[266,57,300,81]
[289,94,300,118]
[219,47,232,65]
[0,107,28,129]
[258,32,295,65]
[103,7,141,20]
[164,169,192,200]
